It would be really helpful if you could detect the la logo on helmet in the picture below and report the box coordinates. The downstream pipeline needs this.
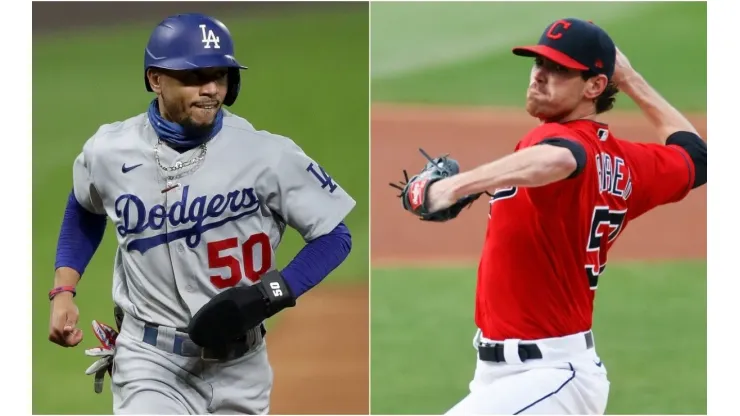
[200,24,221,49]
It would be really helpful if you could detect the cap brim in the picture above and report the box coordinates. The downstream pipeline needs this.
[512,45,588,71]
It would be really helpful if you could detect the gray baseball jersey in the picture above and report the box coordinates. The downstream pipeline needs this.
[72,110,356,328]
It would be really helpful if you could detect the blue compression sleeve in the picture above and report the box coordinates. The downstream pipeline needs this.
[281,222,352,298]
[54,190,107,276]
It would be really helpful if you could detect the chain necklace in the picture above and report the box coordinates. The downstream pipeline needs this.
[154,139,207,193]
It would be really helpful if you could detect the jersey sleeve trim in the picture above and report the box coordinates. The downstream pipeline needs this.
[536,137,588,179]
[671,145,694,197]
[666,131,706,189]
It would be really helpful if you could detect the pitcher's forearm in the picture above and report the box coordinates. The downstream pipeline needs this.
[619,73,700,143]
[447,144,578,199]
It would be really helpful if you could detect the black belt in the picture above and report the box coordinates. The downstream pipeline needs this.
[142,322,266,361]
[478,331,594,363]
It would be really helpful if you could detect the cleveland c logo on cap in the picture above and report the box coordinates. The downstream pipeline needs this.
[546,20,572,40]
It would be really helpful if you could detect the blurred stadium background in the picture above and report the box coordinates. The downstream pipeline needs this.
[33,2,368,414]
[370,2,706,415]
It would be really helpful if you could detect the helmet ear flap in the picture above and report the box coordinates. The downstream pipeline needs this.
[224,67,242,106]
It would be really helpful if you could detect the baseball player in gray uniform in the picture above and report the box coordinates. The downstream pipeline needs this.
[46,13,356,414]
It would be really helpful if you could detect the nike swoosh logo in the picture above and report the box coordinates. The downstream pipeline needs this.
[122,163,143,173]
[595,360,603,367]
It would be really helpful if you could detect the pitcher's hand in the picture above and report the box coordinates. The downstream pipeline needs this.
[49,292,83,347]
[612,47,637,88]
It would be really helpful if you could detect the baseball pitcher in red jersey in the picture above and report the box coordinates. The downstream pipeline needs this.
[392,18,707,414]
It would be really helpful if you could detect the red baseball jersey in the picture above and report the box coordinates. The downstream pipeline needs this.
[476,119,696,340]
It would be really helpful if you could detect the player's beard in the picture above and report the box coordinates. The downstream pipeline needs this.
[180,111,219,136]
[161,93,219,136]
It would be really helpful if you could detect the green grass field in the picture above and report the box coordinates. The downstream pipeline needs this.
[371,1,707,111]
[32,8,369,414]
[371,262,707,415]
[370,2,707,415]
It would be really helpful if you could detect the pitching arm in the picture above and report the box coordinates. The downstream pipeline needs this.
[612,48,706,210]
[613,47,700,143]
[427,139,586,212]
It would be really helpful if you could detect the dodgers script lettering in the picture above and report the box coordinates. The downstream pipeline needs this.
[114,185,261,254]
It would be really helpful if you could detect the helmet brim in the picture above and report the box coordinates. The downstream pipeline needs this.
[147,52,248,71]
[144,53,247,91]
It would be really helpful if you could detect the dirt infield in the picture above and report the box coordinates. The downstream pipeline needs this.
[372,103,707,266]
[267,283,369,415]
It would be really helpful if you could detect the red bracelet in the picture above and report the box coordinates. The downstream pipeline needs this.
[49,286,76,301]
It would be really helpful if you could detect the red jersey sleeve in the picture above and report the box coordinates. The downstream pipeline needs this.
[513,123,594,203]
[624,142,695,220]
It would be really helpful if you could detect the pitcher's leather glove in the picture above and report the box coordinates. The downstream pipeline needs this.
[390,148,488,222]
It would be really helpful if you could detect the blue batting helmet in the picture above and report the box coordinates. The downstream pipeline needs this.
[144,13,248,106]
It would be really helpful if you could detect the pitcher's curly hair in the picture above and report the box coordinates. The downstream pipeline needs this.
[582,71,619,114]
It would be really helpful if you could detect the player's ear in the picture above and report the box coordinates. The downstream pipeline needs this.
[147,68,163,94]
[584,74,608,100]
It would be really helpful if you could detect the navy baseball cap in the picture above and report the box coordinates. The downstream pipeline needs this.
[512,18,616,80]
